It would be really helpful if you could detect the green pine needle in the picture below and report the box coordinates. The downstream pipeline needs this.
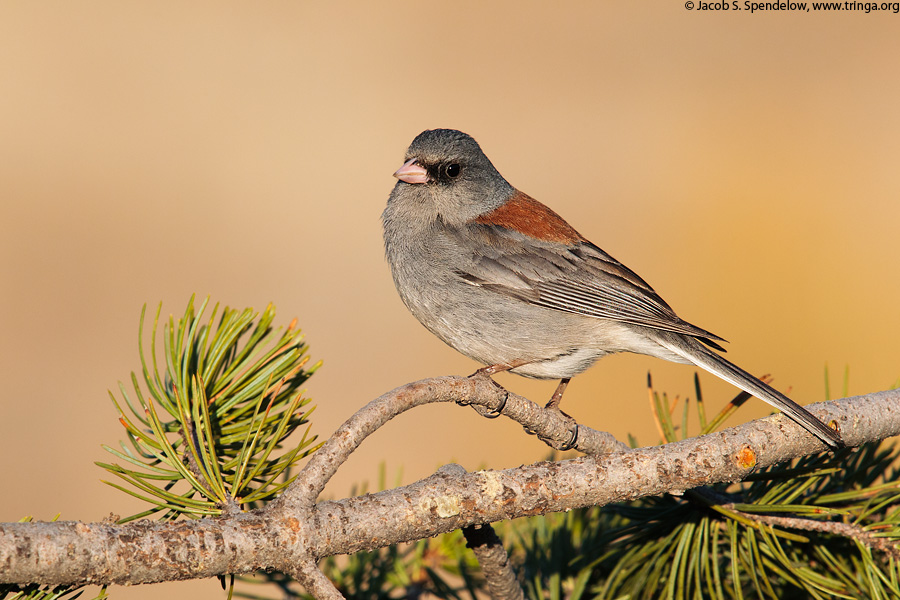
[97,296,320,521]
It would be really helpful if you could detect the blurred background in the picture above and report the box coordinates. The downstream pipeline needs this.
[1,2,898,597]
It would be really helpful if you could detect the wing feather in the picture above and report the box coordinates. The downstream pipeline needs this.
[453,223,726,347]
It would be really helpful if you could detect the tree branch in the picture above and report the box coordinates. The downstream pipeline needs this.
[285,561,344,600]
[2,382,897,590]
[719,504,900,560]
[463,523,524,600]
[278,374,628,514]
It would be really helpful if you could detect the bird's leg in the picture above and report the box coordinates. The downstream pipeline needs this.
[471,365,579,450]
[539,378,578,450]
[472,359,531,377]
[545,378,571,412]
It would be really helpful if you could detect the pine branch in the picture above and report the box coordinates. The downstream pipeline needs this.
[463,523,524,600]
[720,505,900,559]
[2,382,898,591]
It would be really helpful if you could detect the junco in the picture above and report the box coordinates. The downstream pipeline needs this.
[382,128,843,449]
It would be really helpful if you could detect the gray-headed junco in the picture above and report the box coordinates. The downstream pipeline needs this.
[382,128,843,449]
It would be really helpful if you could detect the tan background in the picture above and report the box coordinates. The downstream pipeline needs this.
[2,2,899,597]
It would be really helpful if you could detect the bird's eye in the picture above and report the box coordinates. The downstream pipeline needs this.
[445,163,461,178]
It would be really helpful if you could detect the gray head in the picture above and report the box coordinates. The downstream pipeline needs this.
[387,129,515,227]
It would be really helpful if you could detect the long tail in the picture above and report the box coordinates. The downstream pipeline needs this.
[651,332,844,449]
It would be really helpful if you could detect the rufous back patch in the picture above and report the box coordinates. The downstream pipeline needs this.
[473,191,585,244]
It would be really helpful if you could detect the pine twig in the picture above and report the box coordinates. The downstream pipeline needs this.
[463,524,525,600]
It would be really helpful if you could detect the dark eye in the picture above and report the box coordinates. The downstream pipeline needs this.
[445,163,461,178]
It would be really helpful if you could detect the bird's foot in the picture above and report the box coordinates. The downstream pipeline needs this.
[533,403,580,451]
[470,389,508,419]
[464,362,523,417]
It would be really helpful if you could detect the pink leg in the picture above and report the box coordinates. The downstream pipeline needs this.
[473,359,531,377]
[545,378,571,411]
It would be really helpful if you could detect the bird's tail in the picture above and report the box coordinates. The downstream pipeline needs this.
[651,332,844,449]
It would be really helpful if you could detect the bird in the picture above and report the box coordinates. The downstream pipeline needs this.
[381,128,843,449]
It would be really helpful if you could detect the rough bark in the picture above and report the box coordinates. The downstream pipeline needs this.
[1,380,897,596]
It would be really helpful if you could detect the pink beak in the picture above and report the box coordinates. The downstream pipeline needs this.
[393,158,429,184]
